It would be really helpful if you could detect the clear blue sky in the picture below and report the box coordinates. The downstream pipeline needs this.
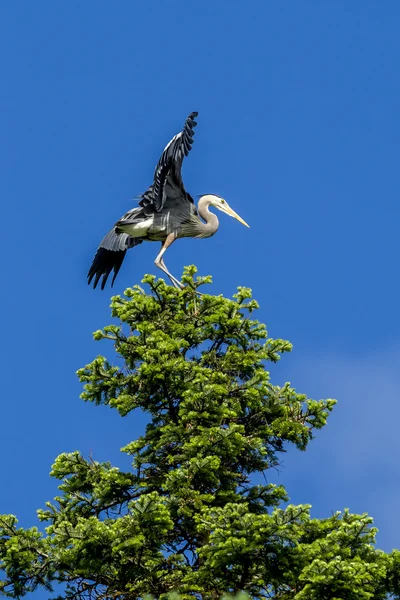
[1,0,399,574]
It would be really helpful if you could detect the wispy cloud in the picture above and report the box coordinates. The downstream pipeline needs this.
[269,347,400,551]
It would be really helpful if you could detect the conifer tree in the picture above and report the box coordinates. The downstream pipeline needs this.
[0,267,399,599]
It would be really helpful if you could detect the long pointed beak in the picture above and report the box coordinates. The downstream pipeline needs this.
[222,205,250,228]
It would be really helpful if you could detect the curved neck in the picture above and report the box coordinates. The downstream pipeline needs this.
[197,195,219,237]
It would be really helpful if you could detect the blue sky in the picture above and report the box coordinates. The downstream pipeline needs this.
[1,0,399,577]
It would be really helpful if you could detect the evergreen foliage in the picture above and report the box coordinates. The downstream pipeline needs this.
[0,267,398,599]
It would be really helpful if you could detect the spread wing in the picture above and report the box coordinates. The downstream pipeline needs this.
[87,218,143,290]
[139,111,198,212]
[88,112,198,290]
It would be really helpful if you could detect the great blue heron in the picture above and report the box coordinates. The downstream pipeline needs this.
[88,112,249,290]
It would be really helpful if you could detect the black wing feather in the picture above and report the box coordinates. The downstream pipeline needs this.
[87,229,142,290]
[139,111,198,212]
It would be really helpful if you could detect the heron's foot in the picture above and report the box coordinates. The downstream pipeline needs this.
[167,275,203,295]
[169,276,185,290]
[175,282,203,296]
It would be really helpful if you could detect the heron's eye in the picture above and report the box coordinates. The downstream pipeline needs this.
[221,199,225,204]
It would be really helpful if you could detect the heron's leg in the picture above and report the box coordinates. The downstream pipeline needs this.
[160,258,185,289]
[154,235,184,289]
[160,256,204,297]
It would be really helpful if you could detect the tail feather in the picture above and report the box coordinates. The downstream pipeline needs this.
[87,229,142,290]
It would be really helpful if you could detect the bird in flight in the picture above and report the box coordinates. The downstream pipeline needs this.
[88,112,249,290]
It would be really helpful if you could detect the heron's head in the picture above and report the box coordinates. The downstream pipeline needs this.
[200,194,250,228]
